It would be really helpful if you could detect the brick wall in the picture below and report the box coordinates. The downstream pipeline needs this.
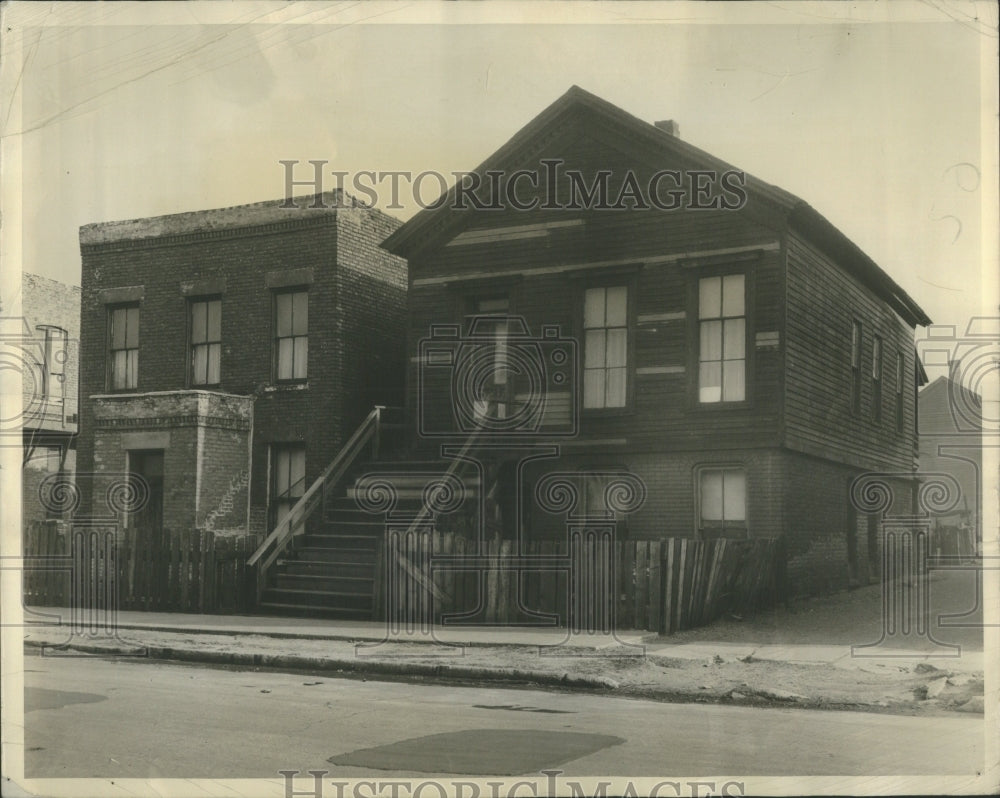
[77,196,405,532]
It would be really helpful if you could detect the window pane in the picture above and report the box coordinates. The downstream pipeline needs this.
[126,307,139,347]
[701,471,724,521]
[583,288,605,329]
[699,362,722,403]
[191,302,207,344]
[112,351,127,389]
[583,369,605,409]
[606,328,627,368]
[111,309,126,349]
[207,300,221,341]
[723,360,746,401]
[722,274,745,317]
[606,367,627,407]
[585,329,606,369]
[192,345,208,385]
[872,339,882,377]
[277,338,293,379]
[275,293,292,337]
[851,322,861,367]
[289,449,306,497]
[207,343,221,384]
[723,318,745,359]
[698,277,721,319]
[293,337,308,379]
[275,450,289,495]
[605,286,627,327]
[476,296,509,313]
[292,292,308,336]
[723,470,746,522]
[126,350,138,389]
[700,320,722,361]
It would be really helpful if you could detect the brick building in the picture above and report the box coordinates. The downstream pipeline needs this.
[76,191,406,535]
[381,86,932,597]
[19,273,80,525]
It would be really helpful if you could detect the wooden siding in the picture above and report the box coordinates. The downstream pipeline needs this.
[784,230,918,472]
[405,127,787,453]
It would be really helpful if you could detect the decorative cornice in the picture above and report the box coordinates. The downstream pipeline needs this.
[94,415,251,432]
[80,215,336,254]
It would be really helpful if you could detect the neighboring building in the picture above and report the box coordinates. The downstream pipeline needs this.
[382,86,932,597]
[919,370,983,557]
[20,273,80,525]
[76,191,406,536]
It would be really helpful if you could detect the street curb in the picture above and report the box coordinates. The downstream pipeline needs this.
[23,639,619,691]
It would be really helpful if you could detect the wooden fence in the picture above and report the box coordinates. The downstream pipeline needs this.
[22,521,260,614]
[376,532,782,634]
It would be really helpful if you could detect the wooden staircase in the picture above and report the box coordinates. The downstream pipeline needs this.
[250,409,482,619]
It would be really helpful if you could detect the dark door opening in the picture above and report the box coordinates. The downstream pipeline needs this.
[128,450,164,531]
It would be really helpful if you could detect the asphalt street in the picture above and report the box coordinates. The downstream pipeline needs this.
[21,653,984,779]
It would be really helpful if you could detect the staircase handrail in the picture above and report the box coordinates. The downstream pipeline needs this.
[247,406,392,588]
[386,428,485,602]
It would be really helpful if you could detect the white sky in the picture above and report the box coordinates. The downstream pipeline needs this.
[3,2,998,372]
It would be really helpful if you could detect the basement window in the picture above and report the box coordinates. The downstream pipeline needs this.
[697,466,747,539]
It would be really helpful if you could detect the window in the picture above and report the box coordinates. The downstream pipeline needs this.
[271,444,306,527]
[108,304,139,390]
[850,320,862,415]
[872,335,883,423]
[468,296,510,422]
[274,290,308,382]
[190,298,222,386]
[583,285,628,409]
[698,467,747,538]
[698,275,745,403]
[895,351,904,432]
[25,445,62,473]
[37,326,67,401]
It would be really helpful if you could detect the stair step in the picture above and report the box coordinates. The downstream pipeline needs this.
[300,534,378,549]
[256,601,372,620]
[262,587,373,610]
[274,573,374,592]
[278,559,374,577]
[294,547,378,565]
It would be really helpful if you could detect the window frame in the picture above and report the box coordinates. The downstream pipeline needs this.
[871,334,883,424]
[106,303,140,392]
[690,266,752,408]
[579,278,635,414]
[895,350,905,433]
[695,464,749,539]
[269,443,307,528]
[850,319,863,416]
[188,296,223,388]
[272,287,309,384]
[36,325,67,402]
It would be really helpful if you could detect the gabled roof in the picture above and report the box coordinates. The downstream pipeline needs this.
[384,85,931,328]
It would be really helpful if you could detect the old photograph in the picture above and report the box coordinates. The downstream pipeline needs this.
[1,2,997,796]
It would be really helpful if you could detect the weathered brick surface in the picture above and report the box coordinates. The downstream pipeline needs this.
[20,273,81,524]
[76,193,406,533]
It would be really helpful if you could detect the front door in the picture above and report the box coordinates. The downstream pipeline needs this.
[128,450,164,531]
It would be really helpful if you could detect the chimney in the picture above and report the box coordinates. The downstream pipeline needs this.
[654,119,680,137]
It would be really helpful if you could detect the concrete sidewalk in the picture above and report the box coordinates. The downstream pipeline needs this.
[22,605,986,674]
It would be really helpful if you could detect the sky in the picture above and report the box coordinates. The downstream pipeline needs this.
[3,2,997,383]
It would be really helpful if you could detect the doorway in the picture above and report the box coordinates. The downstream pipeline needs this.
[127,450,164,530]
